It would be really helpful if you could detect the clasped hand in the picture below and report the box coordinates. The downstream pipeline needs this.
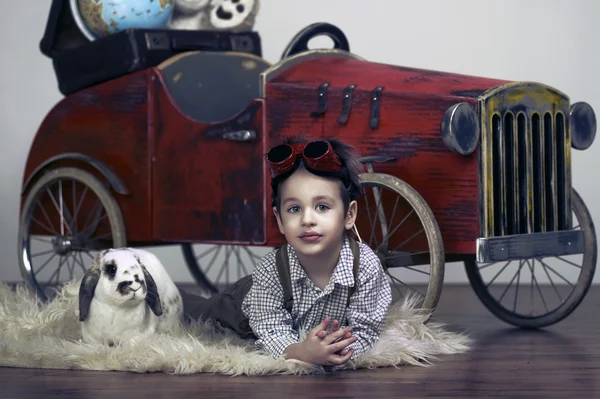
[297,316,356,366]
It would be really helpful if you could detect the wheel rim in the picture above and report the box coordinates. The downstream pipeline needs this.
[19,168,126,301]
[465,189,597,327]
[356,173,445,311]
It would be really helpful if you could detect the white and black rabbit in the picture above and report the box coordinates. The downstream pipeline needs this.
[78,248,183,346]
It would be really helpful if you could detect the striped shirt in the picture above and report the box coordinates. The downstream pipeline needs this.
[241,237,392,360]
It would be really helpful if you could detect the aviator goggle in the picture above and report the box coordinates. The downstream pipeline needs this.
[266,140,342,178]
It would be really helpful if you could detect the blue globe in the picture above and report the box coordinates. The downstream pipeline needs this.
[73,0,175,40]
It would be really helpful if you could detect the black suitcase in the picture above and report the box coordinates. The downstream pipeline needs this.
[40,0,263,96]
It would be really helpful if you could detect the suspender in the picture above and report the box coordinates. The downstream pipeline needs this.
[275,237,361,314]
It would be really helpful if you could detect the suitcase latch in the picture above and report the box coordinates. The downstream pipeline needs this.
[145,32,170,50]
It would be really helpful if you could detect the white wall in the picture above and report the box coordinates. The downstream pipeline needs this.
[0,0,598,285]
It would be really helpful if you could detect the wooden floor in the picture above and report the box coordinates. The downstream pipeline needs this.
[1,285,599,399]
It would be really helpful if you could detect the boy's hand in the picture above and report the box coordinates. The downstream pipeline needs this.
[285,317,356,366]
[317,318,353,357]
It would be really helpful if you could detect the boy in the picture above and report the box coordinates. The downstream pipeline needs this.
[183,137,392,367]
[242,137,392,366]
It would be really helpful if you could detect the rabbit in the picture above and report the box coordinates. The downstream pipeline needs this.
[78,247,183,346]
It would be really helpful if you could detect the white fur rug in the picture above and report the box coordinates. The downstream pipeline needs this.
[0,281,472,375]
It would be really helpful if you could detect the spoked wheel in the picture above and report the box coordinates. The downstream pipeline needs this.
[181,243,271,293]
[465,189,597,328]
[356,173,445,312]
[18,167,126,301]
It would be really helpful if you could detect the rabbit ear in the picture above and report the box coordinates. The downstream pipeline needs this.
[79,268,101,322]
[142,265,163,316]
[90,249,109,268]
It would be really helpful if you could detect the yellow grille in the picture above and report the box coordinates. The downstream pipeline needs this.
[479,82,572,238]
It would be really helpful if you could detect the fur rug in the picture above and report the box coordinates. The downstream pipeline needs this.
[0,281,472,375]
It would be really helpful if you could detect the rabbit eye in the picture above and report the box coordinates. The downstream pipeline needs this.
[104,261,117,279]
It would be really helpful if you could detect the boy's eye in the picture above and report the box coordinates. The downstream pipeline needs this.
[317,204,330,211]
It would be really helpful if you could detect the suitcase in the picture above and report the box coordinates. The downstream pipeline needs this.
[40,0,263,96]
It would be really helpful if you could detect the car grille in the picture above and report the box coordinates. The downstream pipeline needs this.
[478,83,572,238]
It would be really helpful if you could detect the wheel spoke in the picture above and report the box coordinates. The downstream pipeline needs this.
[194,245,219,261]
[536,259,575,287]
[35,252,58,275]
[378,209,414,252]
[478,262,498,270]
[203,246,223,277]
[31,249,56,258]
[540,258,563,302]
[391,226,423,252]
[30,216,58,236]
[404,266,430,276]
[528,260,549,313]
[65,255,75,280]
[71,252,87,273]
[72,185,89,232]
[371,185,388,248]
[485,261,512,288]
[31,236,53,244]
[46,185,73,236]
[386,270,425,298]
[46,255,66,285]
[36,201,58,236]
[243,246,263,262]
[214,247,232,285]
[234,247,244,279]
[497,263,521,303]
[513,260,523,312]
[362,188,379,249]
[80,200,102,237]
[555,256,582,269]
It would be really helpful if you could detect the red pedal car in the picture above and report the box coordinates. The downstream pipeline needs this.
[19,8,597,328]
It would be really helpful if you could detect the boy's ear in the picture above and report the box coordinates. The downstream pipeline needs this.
[273,206,285,235]
[345,200,358,230]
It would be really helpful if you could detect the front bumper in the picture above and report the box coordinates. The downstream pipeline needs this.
[476,230,585,263]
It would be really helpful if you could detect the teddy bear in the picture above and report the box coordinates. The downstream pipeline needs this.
[168,0,260,32]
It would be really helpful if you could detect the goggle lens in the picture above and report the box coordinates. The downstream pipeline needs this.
[267,145,293,163]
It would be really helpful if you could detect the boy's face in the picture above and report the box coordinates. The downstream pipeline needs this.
[273,168,357,259]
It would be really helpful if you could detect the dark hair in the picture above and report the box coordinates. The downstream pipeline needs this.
[269,136,363,214]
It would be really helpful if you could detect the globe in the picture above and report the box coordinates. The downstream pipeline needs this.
[72,0,175,40]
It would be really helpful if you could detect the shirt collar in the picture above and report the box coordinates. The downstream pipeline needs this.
[286,237,356,288]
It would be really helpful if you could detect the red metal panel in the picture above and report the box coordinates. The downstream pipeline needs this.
[21,70,153,242]
[267,56,509,100]
[151,70,266,244]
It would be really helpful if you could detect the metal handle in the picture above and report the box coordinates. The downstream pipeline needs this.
[222,130,256,141]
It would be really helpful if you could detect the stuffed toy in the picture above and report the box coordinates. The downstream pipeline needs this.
[168,0,260,32]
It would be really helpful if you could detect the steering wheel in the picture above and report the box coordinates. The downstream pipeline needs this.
[280,22,350,60]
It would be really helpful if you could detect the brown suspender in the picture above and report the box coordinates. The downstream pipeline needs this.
[275,237,361,314]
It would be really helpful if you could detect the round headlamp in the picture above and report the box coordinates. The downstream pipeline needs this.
[570,102,596,150]
[440,102,480,155]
